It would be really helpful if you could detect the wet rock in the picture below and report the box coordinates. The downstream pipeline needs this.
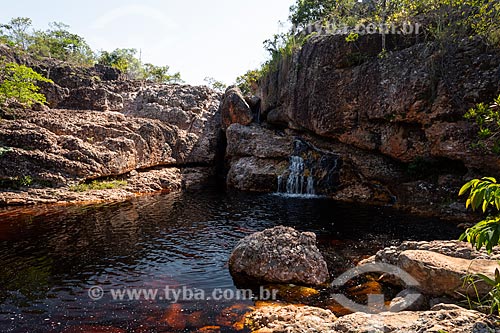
[219,86,253,130]
[121,84,222,164]
[227,157,288,193]
[332,303,497,333]
[215,304,252,330]
[228,226,329,286]
[246,304,337,333]
[266,284,320,303]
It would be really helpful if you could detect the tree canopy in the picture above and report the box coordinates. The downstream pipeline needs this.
[0,17,183,82]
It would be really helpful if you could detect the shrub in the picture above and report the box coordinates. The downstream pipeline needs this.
[465,95,500,154]
[459,177,500,252]
[0,58,53,107]
[204,77,227,93]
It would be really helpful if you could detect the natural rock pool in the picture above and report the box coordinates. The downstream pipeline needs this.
[0,187,461,332]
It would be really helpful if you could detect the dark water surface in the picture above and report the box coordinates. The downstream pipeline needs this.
[0,188,461,332]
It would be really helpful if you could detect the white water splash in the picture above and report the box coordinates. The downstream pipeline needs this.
[277,156,317,198]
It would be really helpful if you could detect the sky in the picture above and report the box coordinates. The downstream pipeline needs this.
[0,0,294,85]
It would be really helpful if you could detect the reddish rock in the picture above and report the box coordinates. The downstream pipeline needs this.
[219,87,253,130]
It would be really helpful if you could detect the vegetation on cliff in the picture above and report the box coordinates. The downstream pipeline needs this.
[0,57,53,107]
[237,0,500,93]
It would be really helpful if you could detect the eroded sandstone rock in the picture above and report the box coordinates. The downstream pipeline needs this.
[246,304,337,333]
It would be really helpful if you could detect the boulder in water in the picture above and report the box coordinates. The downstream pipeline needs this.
[228,226,329,286]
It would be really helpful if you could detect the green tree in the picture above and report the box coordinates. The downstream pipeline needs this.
[236,70,261,95]
[143,63,182,84]
[0,17,32,50]
[204,77,227,92]
[465,95,500,154]
[97,48,143,79]
[29,22,94,65]
[0,58,53,107]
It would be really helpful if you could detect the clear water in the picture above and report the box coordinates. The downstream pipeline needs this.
[0,187,461,332]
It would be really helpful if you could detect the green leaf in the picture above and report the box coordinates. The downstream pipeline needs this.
[483,177,497,183]
[477,273,496,287]
[459,181,474,196]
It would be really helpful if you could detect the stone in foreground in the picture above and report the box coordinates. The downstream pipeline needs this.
[332,304,497,333]
[246,304,337,333]
[374,241,500,299]
[228,226,329,286]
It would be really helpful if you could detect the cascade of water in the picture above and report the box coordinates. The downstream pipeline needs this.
[279,156,316,196]
[306,176,315,195]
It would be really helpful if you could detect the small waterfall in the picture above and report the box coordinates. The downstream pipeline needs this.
[277,156,316,197]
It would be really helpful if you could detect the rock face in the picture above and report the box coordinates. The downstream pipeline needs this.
[228,226,329,286]
[219,86,254,130]
[332,303,497,333]
[224,34,500,217]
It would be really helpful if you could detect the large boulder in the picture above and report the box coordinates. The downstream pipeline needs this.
[219,87,253,130]
[228,226,329,286]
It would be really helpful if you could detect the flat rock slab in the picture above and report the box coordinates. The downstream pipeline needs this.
[398,250,499,298]
[332,304,498,333]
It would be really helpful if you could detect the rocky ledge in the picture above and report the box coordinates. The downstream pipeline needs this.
[246,303,497,333]
[0,53,222,206]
